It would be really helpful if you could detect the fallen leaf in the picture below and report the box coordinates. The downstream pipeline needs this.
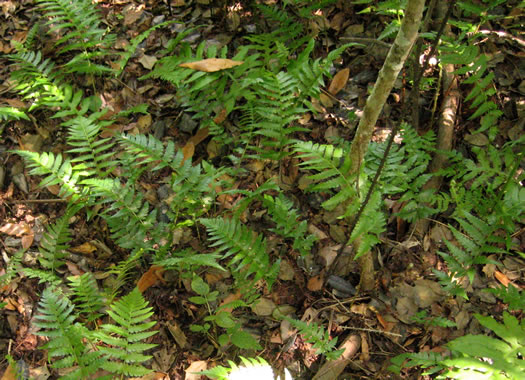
[137,114,152,132]
[319,93,334,108]
[219,291,241,312]
[184,361,207,380]
[138,55,158,70]
[1,363,17,380]
[179,58,244,72]
[21,233,34,249]
[328,68,350,95]
[494,270,510,287]
[312,334,361,380]
[166,321,188,349]
[0,222,31,237]
[182,141,195,163]
[137,265,165,293]
[213,108,228,124]
[70,242,97,255]
[307,274,324,292]
[188,127,210,146]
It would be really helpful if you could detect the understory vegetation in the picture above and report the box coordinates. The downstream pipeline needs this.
[0,0,523,378]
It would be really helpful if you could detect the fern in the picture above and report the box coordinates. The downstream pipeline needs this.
[262,193,317,256]
[154,248,224,272]
[34,288,106,380]
[83,179,160,250]
[293,141,356,211]
[36,0,114,74]
[434,211,502,299]
[16,151,86,199]
[283,316,344,360]
[0,106,29,121]
[200,217,280,291]
[94,287,157,377]
[107,248,146,299]
[390,312,525,379]
[68,272,105,323]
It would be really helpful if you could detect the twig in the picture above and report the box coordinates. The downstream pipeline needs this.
[340,325,402,337]
[339,37,391,48]
[6,198,67,204]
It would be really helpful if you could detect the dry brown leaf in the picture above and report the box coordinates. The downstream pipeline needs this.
[179,58,244,72]
[21,234,34,249]
[219,291,241,313]
[494,270,511,287]
[328,68,350,95]
[182,141,195,163]
[0,222,31,237]
[184,361,208,380]
[312,334,361,380]
[70,242,98,255]
[1,363,17,380]
[188,127,210,147]
[319,93,334,108]
[307,274,324,292]
[213,108,228,124]
[137,265,165,293]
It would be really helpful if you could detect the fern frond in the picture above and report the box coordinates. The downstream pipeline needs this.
[16,150,86,199]
[35,288,105,380]
[154,248,224,272]
[293,141,356,211]
[38,211,73,272]
[107,248,146,298]
[283,316,343,360]
[0,106,29,121]
[95,287,157,377]
[262,193,317,256]
[65,115,116,177]
[118,133,181,172]
[68,272,104,323]
[83,179,160,250]
[36,0,115,57]
[200,356,277,380]
[200,217,280,290]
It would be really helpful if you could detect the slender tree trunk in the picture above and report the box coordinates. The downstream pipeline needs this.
[346,0,426,291]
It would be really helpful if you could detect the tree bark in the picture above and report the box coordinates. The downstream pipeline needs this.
[346,0,426,292]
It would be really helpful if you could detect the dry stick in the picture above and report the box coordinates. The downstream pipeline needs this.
[7,198,67,204]
[409,0,438,130]
[412,0,460,237]
[344,0,426,292]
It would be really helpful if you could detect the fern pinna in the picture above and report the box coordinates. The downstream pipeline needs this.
[36,287,157,379]
[35,288,107,380]
[200,217,280,292]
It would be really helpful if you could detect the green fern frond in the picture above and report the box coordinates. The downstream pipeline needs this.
[118,133,181,172]
[283,316,344,360]
[293,141,356,211]
[68,272,104,323]
[95,287,157,377]
[36,0,115,63]
[65,115,116,177]
[200,356,276,380]
[262,193,317,256]
[83,179,159,250]
[38,211,73,272]
[35,288,105,380]
[154,248,224,272]
[22,268,62,286]
[16,150,86,199]
[0,106,29,121]
[107,248,146,298]
[200,217,280,290]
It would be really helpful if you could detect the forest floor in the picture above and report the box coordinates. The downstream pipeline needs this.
[0,0,524,379]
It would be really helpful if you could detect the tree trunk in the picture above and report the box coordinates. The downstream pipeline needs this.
[346,0,426,291]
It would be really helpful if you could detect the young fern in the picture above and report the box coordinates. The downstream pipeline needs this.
[0,106,29,121]
[283,316,344,360]
[68,272,105,324]
[35,288,106,380]
[22,210,74,285]
[94,287,158,377]
[435,211,502,299]
[36,0,115,74]
[200,217,280,291]
[262,193,317,256]
[389,312,525,379]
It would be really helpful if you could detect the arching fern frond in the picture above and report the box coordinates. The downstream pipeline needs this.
[83,179,160,250]
[35,288,105,380]
[0,106,29,121]
[293,141,356,211]
[16,151,87,199]
[35,0,114,74]
[200,217,280,291]
[94,287,157,378]
[68,272,104,324]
